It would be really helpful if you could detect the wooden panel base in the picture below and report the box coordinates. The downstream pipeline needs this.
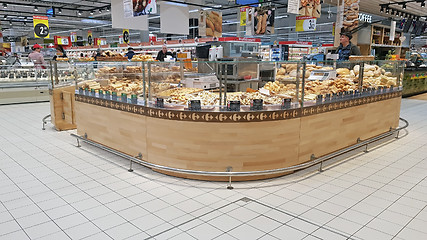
[74,96,402,181]
[298,98,401,163]
[49,86,76,131]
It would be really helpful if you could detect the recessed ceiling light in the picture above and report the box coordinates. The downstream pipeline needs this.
[78,10,82,16]
[106,7,110,12]
[90,10,94,15]
[34,6,39,12]
[3,3,7,9]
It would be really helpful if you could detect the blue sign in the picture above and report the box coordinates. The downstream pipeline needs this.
[46,8,54,17]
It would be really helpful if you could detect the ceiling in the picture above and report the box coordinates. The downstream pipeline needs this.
[0,0,426,45]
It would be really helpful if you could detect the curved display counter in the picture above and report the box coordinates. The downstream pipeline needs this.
[67,60,403,181]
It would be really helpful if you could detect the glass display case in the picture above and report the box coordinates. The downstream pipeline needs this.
[0,64,51,104]
[73,59,404,112]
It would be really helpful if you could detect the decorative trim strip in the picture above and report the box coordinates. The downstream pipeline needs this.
[75,91,402,123]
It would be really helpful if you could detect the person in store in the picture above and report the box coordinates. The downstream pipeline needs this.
[53,45,67,61]
[94,48,103,61]
[11,53,21,66]
[28,44,47,69]
[337,31,361,61]
[156,45,174,61]
[125,47,135,60]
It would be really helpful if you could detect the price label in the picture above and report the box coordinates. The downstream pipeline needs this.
[123,29,130,44]
[70,32,77,42]
[33,16,49,38]
[296,16,316,32]
[59,38,69,45]
[87,30,93,45]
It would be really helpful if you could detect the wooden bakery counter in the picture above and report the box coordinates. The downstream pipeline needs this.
[74,89,402,181]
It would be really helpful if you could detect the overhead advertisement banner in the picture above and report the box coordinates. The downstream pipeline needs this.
[160,2,189,35]
[123,29,130,44]
[253,5,275,35]
[124,0,157,17]
[299,0,321,18]
[87,30,93,46]
[296,16,316,32]
[33,16,49,38]
[342,0,359,32]
[199,10,222,37]
[112,0,149,30]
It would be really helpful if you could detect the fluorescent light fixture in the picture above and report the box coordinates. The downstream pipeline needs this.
[34,6,38,12]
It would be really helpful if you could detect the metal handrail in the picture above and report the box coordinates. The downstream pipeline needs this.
[70,117,409,182]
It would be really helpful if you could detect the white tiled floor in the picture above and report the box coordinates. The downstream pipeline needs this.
[0,99,426,240]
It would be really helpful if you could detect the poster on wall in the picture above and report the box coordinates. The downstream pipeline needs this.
[298,0,321,18]
[253,6,275,35]
[33,16,49,38]
[198,10,222,37]
[342,0,359,32]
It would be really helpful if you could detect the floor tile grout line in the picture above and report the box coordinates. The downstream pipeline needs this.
[249,198,356,239]
[391,204,427,239]
[0,168,71,239]
[347,154,427,238]
[0,201,32,239]
[2,142,119,239]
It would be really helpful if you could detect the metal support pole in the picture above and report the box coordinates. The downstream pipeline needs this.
[364,144,369,153]
[396,130,400,139]
[226,166,233,190]
[128,159,134,172]
[319,161,323,172]
[76,138,81,147]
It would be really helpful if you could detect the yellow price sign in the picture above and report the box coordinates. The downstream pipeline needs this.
[123,29,130,44]
[33,16,49,38]
[296,16,316,32]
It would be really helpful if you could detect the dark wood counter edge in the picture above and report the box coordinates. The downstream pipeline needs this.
[75,91,402,123]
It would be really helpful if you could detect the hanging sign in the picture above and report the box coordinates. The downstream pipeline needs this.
[246,8,255,36]
[54,36,70,45]
[87,30,93,45]
[296,16,316,32]
[124,0,157,17]
[287,0,299,15]
[240,7,249,26]
[119,35,124,44]
[33,16,49,38]
[299,0,321,18]
[123,29,130,44]
[70,32,77,43]
[199,10,222,37]
[390,21,396,41]
[253,5,275,35]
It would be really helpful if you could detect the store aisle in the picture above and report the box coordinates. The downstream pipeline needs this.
[0,100,426,240]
